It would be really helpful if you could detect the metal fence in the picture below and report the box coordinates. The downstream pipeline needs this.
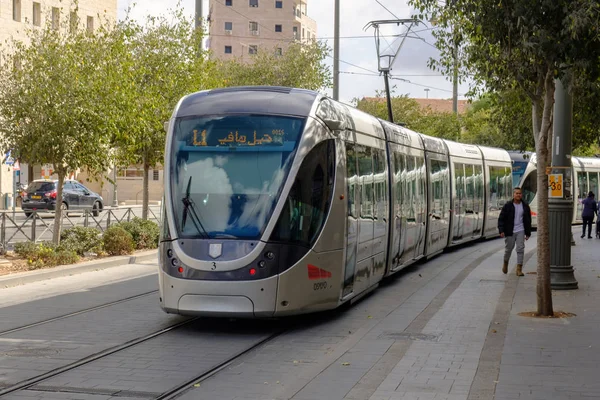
[0,205,162,251]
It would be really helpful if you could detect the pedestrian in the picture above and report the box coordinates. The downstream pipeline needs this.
[498,187,532,277]
[581,191,597,239]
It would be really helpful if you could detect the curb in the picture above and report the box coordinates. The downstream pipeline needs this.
[0,250,158,289]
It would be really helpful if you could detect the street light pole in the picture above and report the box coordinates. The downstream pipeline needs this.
[333,0,340,101]
[549,74,578,290]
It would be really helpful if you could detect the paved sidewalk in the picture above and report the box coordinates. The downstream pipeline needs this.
[365,233,600,400]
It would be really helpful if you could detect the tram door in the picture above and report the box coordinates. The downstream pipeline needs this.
[342,143,358,298]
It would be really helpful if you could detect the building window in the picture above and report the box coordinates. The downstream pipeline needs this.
[275,0,283,8]
[153,170,160,181]
[70,11,78,32]
[302,28,305,39]
[275,24,282,32]
[249,45,258,55]
[225,46,232,54]
[13,0,22,22]
[52,7,60,30]
[118,168,145,180]
[293,26,299,40]
[249,0,258,6]
[87,16,94,32]
[225,0,232,5]
[249,21,259,34]
[32,2,41,26]
[276,47,282,56]
[224,21,233,30]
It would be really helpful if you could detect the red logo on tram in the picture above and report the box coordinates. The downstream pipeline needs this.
[307,264,332,280]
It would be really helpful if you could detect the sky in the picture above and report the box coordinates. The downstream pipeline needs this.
[118,0,471,105]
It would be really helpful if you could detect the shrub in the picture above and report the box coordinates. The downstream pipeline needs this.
[14,241,38,259]
[103,226,135,255]
[59,227,102,256]
[15,241,79,269]
[117,217,159,249]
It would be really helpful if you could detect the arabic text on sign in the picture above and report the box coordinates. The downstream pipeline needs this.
[192,129,285,147]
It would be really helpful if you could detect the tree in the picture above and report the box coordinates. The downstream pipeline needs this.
[216,41,332,90]
[0,16,117,243]
[355,94,461,140]
[410,0,600,315]
[113,8,219,219]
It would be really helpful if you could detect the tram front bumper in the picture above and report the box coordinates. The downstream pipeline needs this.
[159,271,278,318]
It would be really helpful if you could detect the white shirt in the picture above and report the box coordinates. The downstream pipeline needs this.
[513,202,524,233]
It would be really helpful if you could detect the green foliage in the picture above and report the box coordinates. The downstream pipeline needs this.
[59,227,103,256]
[355,95,461,140]
[102,226,135,256]
[14,241,79,269]
[116,218,160,249]
[0,14,123,243]
[14,241,39,260]
[216,41,332,91]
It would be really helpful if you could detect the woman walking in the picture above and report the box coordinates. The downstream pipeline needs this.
[581,191,598,239]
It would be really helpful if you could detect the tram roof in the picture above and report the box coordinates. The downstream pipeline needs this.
[176,86,319,118]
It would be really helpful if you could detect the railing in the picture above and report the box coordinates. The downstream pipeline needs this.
[0,205,162,252]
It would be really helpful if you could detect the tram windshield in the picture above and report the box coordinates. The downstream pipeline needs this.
[171,114,305,239]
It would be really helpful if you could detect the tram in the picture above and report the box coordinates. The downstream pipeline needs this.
[158,86,513,318]
[509,151,600,226]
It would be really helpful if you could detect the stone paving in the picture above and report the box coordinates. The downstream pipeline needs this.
[1,232,598,400]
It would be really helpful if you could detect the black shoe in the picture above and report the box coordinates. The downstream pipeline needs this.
[581,234,585,238]
[588,236,593,239]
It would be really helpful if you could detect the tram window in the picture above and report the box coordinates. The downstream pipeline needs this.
[577,171,588,215]
[590,173,599,199]
[373,149,387,220]
[357,146,374,218]
[346,143,358,218]
[454,163,464,200]
[394,152,404,217]
[465,165,475,198]
[271,140,335,246]
[473,165,483,211]
[406,156,416,220]
[430,160,442,216]
[521,170,537,204]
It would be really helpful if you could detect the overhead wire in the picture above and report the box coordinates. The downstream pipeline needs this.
[209,0,458,96]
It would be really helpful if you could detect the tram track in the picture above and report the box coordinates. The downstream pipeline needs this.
[0,317,197,397]
[0,318,284,400]
[155,330,284,400]
[0,289,159,336]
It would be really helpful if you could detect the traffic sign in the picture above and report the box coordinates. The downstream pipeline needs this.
[549,174,564,198]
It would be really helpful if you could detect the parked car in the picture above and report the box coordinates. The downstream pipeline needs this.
[21,179,104,217]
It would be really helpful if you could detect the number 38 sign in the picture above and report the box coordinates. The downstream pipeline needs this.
[548,174,564,198]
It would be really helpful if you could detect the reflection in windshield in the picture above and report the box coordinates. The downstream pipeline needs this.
[171,115,305,239]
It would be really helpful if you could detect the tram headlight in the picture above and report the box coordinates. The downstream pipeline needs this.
[171,258,178,267]
[166,249,173,258]
[258,260,266,268]
[265,251,275,260]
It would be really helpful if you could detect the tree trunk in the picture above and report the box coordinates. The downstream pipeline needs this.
[142,159,150,220]
[533,71,555,317]
[52,171,66,245]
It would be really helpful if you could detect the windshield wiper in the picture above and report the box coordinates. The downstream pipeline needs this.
[181,177,210,239]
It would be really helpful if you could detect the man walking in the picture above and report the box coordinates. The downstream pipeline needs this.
[498,187,532,276]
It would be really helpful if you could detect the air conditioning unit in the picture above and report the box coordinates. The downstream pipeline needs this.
[225,29,232,35]
[251,30,259,36]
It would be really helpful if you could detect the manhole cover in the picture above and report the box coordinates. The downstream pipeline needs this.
[4,347,61,358]
[379,332,440,341]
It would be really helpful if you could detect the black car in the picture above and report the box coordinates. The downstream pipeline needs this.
[21,180,104,217]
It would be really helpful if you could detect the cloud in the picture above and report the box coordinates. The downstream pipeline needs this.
[117,0,473,103]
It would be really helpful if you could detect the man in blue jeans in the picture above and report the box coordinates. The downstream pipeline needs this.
[498,187,532,276]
